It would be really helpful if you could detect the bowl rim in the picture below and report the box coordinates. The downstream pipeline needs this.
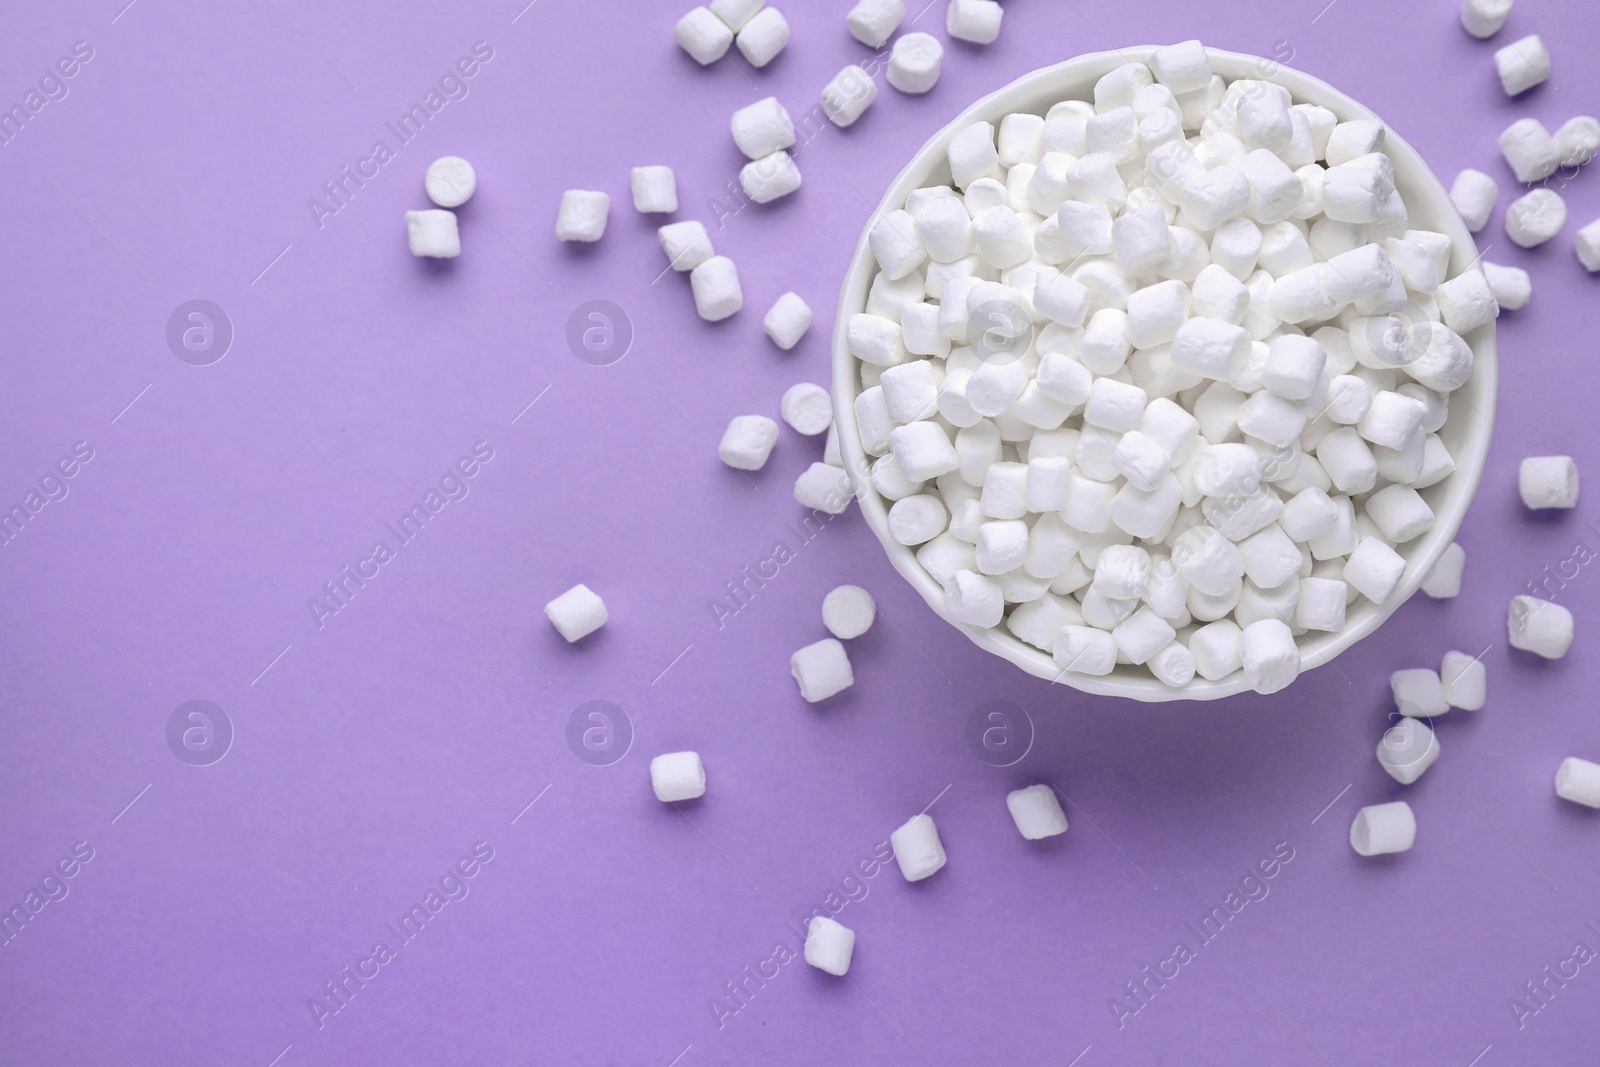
[830,45,1499,702]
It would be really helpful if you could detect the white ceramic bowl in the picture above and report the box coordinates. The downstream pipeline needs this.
[832,46,1498,701]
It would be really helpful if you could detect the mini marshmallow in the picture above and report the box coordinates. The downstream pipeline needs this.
[424,155,476,208]
[659,220,715,271]
[1461,0,1512,38]
[946,568,1004,625]
[631,165,677,214]
[676,7,734,64]
[1263,335,1326,401]
[650,751,706,803]
[1325,120,1385,168]
[710,0,764,31]
[1391,667,1448,718]
[1506,186,1567,244]
[1499,118,1560,184]
[891,813,947,880]
[1358,391,1426,451]
[1114,203,1175,275]
[1239,524,1301,589]
[1323,155,1393,224]
[1482,262,1531,310]
[846,0,903,47]
[1054,625,1118,675]
[1495,34,1551,96]
[794,462,854,514]
[1434,269,1498,337]
[1365,484,1434,542]
[781,383,834,436]
[545,583,608,642]
[1509,595,1573,659]
[1240,618,1299,695]
[1520,455,1579,510]
[1556,758,1600,809]
[736,7,790,66]
[1113,607,1176,665]
[850,313,908,367]
[1421,542,1465,599]
[405,209,460,258]
[1555,116,1600,168]
[732,97,796,160]
[1350,801,1416,857]
[740,151,802,204]
[1294,575,1347,631]
[1378,718,1438,785]
[1006,784,1069,840]
[556,190,609,243]
[791,638,854,701]
[946,0,1003,44]
[822,585,876,640]
[949,122,1001,190]
[1189,620,1241,680]
[800,914,857,977]
[1581,219,1600,272]
[1343,536,1406,603]
[764,292,813,350]
[823,65,878,128]
[1172,318,1251,380]
[718,415,779,470]
[1441,650,1486,711]
[1181,166,1251,230]
[691,256,743,321]
[1151,40,1211,95]
[889,494,948,545]
[888,33,943,94]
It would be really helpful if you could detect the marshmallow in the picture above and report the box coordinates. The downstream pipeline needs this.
[556,190,609,243]
[630,165,677,214]
[949,122,1001,189]
[545,583,608,642]
[741,151,802,204]
[1148,641,1197,687]
[1174,525,1247,596]
[1500,118,1560,183]
[889,494,948,544]
[675,7,734,64]
[1294,575,1346,631]
[1325,120,1386,168]
[1239,524,1301,589]
[1421,542,1465,599]
[1441,650,1486,711]
[1054,624,1117,675]
[732,98,796,161]
[846,0,903,47]
[691,256,743,321]
[1391,667,1448,718]
[947,0,1003,44]
[1557,116,1600,167]
[972,207,1032,269]
[870,209,927,279]
[782,383,834,436]
[405,209,460,258]
[1172,318,1250,380]
[947,568,1004,626]
[659,220,715,271]
[1323,155,1393,224]
[1006,784,1069,840]
[650,751,706,803]
[794,461,854,514]
[1509,595,1573,659]
[1126,280,1188,349]
[1113,607,1177,664]
[1378,718,1438,785]
[1556,758,1600,809]
[791,638,854,701]
[822,585,876,639]
[1519,455,1579,510]
[888,33,943,94]
[1461,0,1512,38]
[710,0,764,31]
[803,915,855,976]
[1433,270,1498,337]
[736,7,790,66]
[1240,618,1299,694]
[1181,166,1251,230]
[1189,619,1242,679]
[1365,484,1434,542]
[1482,262,1531,310]
[890,813,947,881]
[1263,335,1327,401]
[1343,536,1406,603]
[1357,390,1426,451]
[762,292,813,350]
[1581,219,1600,272]
[976,520,1029,574]
[718,415,779,470]
[1114,203,1175,275]
[1495,34,1551,96]
[1151,40,1211,95]
[424,155,476,208]
[1350,801,1416,857]
[823,65,878,127]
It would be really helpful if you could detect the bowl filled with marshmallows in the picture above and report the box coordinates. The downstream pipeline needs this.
[831,43,1498,701]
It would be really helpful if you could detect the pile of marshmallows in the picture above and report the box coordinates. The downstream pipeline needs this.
[847,40,1490,695]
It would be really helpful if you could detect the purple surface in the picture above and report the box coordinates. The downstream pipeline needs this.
[2,1,1599,1063]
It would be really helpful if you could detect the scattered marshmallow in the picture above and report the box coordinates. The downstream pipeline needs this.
[1460,0,1512,38]
[740,151,802,203]
[718,415,779,470]
[1350,801,1416,857]
[690,255,743,320]
[890,813,947,881]
[791,638,854,701]
[1556,116,1600,167]
[764,292,814,349]
[405,209,460,258]
[1006,784,1068,840]
[658,220,715,271]
[1421,542,1465,599]
[1500,118,1560,184]
[823,585,877,638]
[823,65,879,127]
[732,97,796,160]
[1391,667,1448,718]
[1494,34,1551,96]
[1378,717,1439,785]
[556,190,609,243]
[736,7,790,67]
[794,461,853,514]
[1520,455,1579,510]
[847,0,903,48]
[1508,595,1573,659]
[545,583,608,642]
[675,7,735,64]
[424,156,476,208]
[889,33,944,94]
[1555,757,1600,809]
[631,165,678,214]
[1579,218,1600,272]
[1450,169,1497,232]
[650,751,706,802]
[804,915,856,975]
[1506,188,1567,247]
[1482,262,1531,310]
[946,0,1002,44]
[710,0,765,31]
[1441,650,1486,711]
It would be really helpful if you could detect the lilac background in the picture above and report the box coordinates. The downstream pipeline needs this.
[1,0,1598,1064]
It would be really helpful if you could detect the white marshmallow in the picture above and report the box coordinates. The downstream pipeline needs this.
[1151,40,1211,95]
[1189,619,1241,679]
[718,415,779,470]
[690,256,743,321]
[1357,390,1426,451]
[545,583,608,642]
[1519,455,1579,510]
[1113,607,1177,664]
[782,383,834,436]
[676,7,734,64]
[890,813,947,881]
[1171,318,1251,380]
[1054,624,1118,675]
[1421,542,1465,599]
[999,113,1046,168]
[1378,718,1438,785]
[1263,335,1326,401]
[732,97,796,160]
[1114,203,1175,275]
[791,638,854,701]
[823,65,879,127]
[424,155,476,208]
[1495,34,1551,96]
[946,0,1003,44]
[890,421,960,481]
[1581,219,1600,272]
[1365,484,1434,542]
[741,151,802,204]
[1556,116,1600,167]
[1239,618,1299,694]
[1556,758,1600,809]
[736,7,790,66]
[822,585,876,640]
[972,207,1032,269]
[794,461,854,514]
[949,121,1001,189]
[1499,118,1560,183]
[1509,595,1574,659]
[650,751,706,803]
[1350,801,1416,856]
[889,494,948,545]
[1434,269,1498,336]
[1441,650,1487,711]
[763,292,813,350]
[710,0,764,31]
[1482,262,1531,310]
[1293,575,1346,631]
[1174,525,1246,595]
[947,568,1004,626]
[1181,166,1251,230]
[1235,391,1306,448]
[659,220,714,271]
[1239,524,1301,589]
[888,32,943,94]
[630,165,677,214]
[846,0,903,47]
[1391,667,1448,718]
[1006,784,1069,840]
[1323,155,1393,224]
[405,209,460,258]
[976,520,1029,574]
[804,915,855,975]
[1343,536,1406,603]
[870,209,928,280]
[1126,280,1188,350]
[1461,0,1512,37]
[1194,442,1262,498]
